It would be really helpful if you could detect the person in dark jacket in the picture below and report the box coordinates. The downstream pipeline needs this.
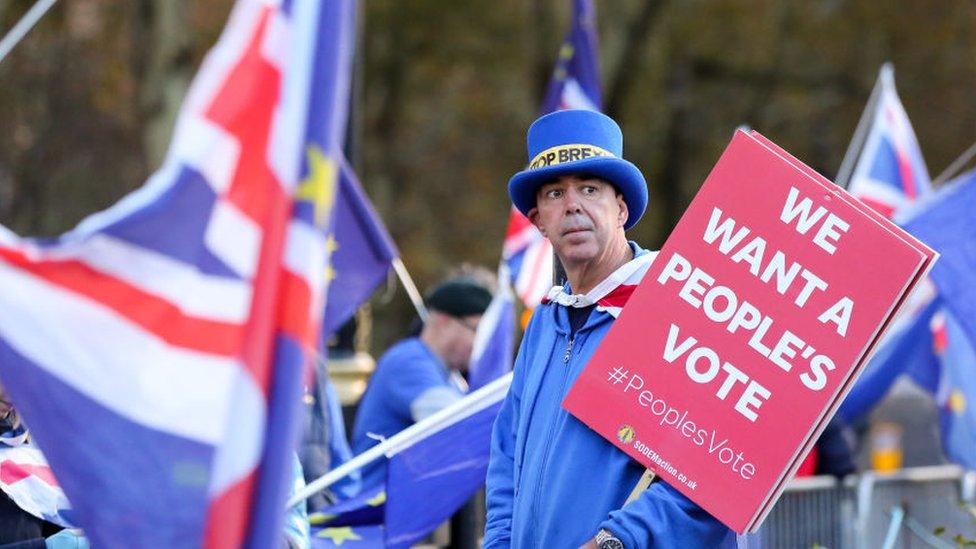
[484,109,735,548]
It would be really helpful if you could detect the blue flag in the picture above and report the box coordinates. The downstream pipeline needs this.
[468,266,516,390]
[311,524,385,548]
[539,0,602,113]
[842,168,976,467]
[901,170,976,344]
[838,297,940,421]
[322,159,399,338]
[384,402,502,548]
[305,386,507,547]
[308,484,386,529]
[931,309,976,469]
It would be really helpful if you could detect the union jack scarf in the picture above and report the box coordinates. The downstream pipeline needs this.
[542,249,657,318]
[0,411,73,527]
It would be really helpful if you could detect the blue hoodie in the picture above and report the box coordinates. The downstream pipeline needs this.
[484,245,735,548]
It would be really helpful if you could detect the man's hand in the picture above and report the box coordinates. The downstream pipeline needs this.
[579,538,599,549]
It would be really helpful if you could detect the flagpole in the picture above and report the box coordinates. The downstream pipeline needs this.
[392,257,428,322]
[931,141,976,188]
[835,64,889,188]
[0,0,57,65]
[287,371,512,507]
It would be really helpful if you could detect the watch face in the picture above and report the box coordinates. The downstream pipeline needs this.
[599,540,624,549]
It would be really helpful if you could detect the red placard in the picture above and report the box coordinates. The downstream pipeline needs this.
[562,131,933,532]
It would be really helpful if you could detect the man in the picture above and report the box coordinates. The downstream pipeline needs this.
[484,109,734,548]
[351,276,492,489]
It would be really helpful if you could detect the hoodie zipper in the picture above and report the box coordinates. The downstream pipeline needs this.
[563,336,574,363]
[530,334,575,532]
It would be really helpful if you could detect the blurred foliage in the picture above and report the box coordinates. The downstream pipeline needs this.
[0,0,973,354]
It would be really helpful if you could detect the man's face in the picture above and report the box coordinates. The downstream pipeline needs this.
[528,175,628,267]
[440,313,482,372]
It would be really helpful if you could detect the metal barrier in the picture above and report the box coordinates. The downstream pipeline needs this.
[758,465,976,548]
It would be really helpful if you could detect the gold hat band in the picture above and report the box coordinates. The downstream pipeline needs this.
[527,144,616,170]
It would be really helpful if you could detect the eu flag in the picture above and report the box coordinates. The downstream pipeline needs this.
[384,402,502,548]
[322,159,399,338]
[901,169,976,344]
[838,296,940,421]
[931,309,976,469]
[539,0,602,113]
[311,524,385,548]
[305,380,508,547]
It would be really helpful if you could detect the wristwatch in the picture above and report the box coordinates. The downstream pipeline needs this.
[595,528,624,549]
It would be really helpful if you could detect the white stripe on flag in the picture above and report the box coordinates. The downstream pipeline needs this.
[560,78,599,111]
[283,219,326,286]
[515,238,553,307]
[46,234,253,324]
[168,117,242,194]
[206,365,266,495]
[852,180,909,209]
[206,199,263,280]
[471,264,513,362]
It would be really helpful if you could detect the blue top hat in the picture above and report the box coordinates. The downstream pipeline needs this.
[508,109,647,230]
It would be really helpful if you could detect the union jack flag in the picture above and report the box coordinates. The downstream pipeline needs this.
[846,64,932,219]
[0,0,355,546]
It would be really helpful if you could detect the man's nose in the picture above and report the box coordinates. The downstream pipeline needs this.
[564,189,584,213]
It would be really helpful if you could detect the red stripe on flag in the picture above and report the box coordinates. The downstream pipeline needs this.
[505,210,533,240]
[894,147,918,200]
[204,475,253,549]
[932,316,949,355]
[277,269,314,349]
[200,6,287,547]
[205,7,283,227]
[0,460,57,487]
[885,107,918,200]
[0,249,244,356]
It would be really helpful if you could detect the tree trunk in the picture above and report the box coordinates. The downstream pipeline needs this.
[138,0,194,169]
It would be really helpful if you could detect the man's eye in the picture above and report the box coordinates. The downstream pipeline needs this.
[546,189,562,199]
[582,186,597,195]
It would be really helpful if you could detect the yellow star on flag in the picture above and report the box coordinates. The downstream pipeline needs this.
[325,234,339,254]
[297,146,337,228]
[366,490,386,507]
[558,42,575,61]
[308,512,337,526]
[553,43,575,81]
[323,233,339,284]
[949,389,966,413]
[316,527,362,545]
